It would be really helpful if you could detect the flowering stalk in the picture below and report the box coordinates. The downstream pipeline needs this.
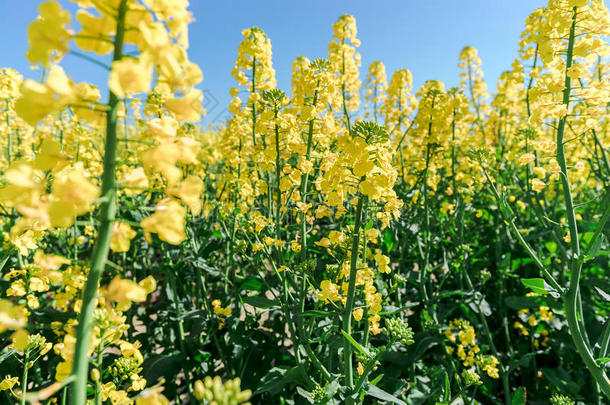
[69,1,127,403]
[342,194,366,388]
[558,7,610,398]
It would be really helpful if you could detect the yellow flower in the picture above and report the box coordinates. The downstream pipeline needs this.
[164,88,204,122]
[365,228,379,243]
[26,1,71,66]
[353,308,364,321]
[139,276,157,295]
[168,175,204,215]
[530,178,546,193]
[49,166,100,228]
[109,56,153,98]
[15,65,75,125]
[131,375,147,391]
[539,306,553,322]
[110,222,137,253]
[105,276,148,304]
[315,237,330,248]
[374,251,391,274]
[528,315,538,327]
[328,230,345,245]
[74,9,114,55]
[0,376,18,391]
[34,138,67,172]
[11,329,30,352]
[318,280,341,303]
[517,153,536,166]
[136,393,170,405]
[141,199,187,245]
[120,167,150,195]
[0,300,27,333]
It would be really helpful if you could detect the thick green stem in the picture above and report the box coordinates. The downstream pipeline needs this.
[342,195,366,388]
[557,7,610,398]
[69,1,126,403]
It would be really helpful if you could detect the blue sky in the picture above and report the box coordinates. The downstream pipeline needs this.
[0,0,548,125]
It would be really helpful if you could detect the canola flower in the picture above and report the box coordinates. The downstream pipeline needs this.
[0,0,609,403]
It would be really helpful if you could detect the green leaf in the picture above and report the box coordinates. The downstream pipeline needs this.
[383,229,396,252]
[443,371,450,402]
[504,295,562,311]
[243,295,278,309]
[378,303,419,315]
[0,252,10,272]
[0,350,16,365]
[512,387,526,405]
[594,286,610,302]
[255,365,313,395]
[365,384,407,405]
[300,310,336,318]
[341,330,370,357]
[240,277,264,291]
[296,386,313,403]
[596,357,610,366]
[141,353,185,385]
[542,367,580,394]
[521,278,559,298]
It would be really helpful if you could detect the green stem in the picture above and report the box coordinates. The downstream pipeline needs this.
[600,319,610,359]
[94,341,104,405]
[342,195,366,388]
[20,351,29,405]
[557,7,610,398]
[481,168,563,294]
[69,1,127,403]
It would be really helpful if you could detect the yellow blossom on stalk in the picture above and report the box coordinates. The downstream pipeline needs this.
[141,198,187,245]
[139,276,157,295]
[374,251,391,274]
[136,392,170,405]
[212,299,232,329]
[382,68,416,137]
[0,376,18,391]
[104,277,148,304]
[26,0,72,66]
[109,56,154,98]
[364,61,387,121]
[318,280,341,303]
[530,178,546,192]
[120,167,150,195]
[34,138,68,172]
[168,175,204,215]
[518,153,536,166]
[328,15,361,112]
[48,166,100,228]
[74,9,114,55]
[110,222,137,253]
[164,88,204,122]
[0,161,46,208]
[477,355,500,379]
[357,362,364,376]
[11,329,30,351]
[15,65,76,126]
[0,300,27,333]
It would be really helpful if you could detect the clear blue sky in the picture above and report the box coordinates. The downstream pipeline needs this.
[0,0,550,125]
